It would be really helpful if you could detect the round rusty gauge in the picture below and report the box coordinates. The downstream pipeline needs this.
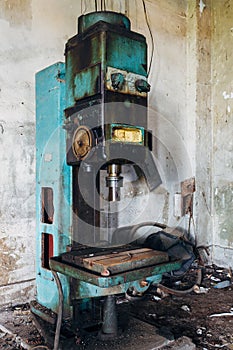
[72,126,93,160]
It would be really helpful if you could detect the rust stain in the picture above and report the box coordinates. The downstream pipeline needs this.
[0,237,20,285]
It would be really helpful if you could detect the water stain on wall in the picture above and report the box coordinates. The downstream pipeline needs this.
[0,0,32,28]
[0,237,20,286]
[215,182,233,245]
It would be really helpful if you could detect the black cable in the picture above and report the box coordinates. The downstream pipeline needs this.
[142,0,154,77]
[104,0,106,11]
[95,0,98,12]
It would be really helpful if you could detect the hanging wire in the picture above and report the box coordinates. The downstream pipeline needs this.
[104,0,106,11]
[101,0,103,11]
[95,0,98,11]
[142,0,154,77]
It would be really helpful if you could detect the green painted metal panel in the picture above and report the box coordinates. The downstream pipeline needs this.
[74,64,101,101]
[36,62,72,317]
[78,11,131,33]
[106,32,147,76]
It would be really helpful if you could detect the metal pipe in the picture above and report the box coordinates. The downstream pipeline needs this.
[100,295,118,339]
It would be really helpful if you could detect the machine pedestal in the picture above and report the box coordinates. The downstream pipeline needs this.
[98,295,118,340]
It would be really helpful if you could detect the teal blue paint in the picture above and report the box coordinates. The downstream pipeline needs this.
[36,13,181,317]
[36,62,72,317]
[50,258,181,290]
[65,14,147,110]
[74,64,100,101]
[106,32,147,76]
[78,11,131,33]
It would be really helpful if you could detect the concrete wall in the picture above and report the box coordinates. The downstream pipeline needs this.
[0,0,232,307]
[0,0,81,306]
[211,0,233,265]
[194,0,233,265]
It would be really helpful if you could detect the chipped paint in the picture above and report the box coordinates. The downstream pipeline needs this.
[199,0,206,14]
[0,237,20,285]
[222,91,233,100]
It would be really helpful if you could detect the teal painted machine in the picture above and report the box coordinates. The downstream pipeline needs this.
[34,11,182,341]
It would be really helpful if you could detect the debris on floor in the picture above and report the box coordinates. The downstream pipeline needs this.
[0,304,45,349]
[0,264,232,350]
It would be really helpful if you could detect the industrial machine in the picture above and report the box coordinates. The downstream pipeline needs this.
[33,10,183,346]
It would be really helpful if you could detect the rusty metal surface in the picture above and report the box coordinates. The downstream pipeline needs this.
[81,248,169,275]
[50,256,182,288]
[30,300,56,325]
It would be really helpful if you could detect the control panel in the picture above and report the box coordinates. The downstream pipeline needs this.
[105,67,150,97]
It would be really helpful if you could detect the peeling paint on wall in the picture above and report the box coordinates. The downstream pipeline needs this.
[199,0,206,14]
[0,237,20,286]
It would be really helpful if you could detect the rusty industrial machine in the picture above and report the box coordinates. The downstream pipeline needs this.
[32,10,186,347]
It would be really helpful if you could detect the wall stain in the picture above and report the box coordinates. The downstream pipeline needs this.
[215,182,233,244]
[0,0,32,28]
[0,237,20,285]
[162,191,169,223]
[0,124,4,134]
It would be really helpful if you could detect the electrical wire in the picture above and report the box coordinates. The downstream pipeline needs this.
[95,0,98,12]
[142,0,154,77]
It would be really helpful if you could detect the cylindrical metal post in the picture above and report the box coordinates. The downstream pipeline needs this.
[99,295,118,339]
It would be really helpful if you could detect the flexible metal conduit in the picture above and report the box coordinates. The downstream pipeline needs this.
[129,221,167,241]
[51,270,63,350]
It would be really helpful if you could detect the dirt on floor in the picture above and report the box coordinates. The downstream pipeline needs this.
[132,265,233,350]
[0,264,232,350]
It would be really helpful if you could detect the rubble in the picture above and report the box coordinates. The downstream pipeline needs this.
[0,265,232,350]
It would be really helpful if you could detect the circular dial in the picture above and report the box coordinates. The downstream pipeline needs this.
[72,126,93,160]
